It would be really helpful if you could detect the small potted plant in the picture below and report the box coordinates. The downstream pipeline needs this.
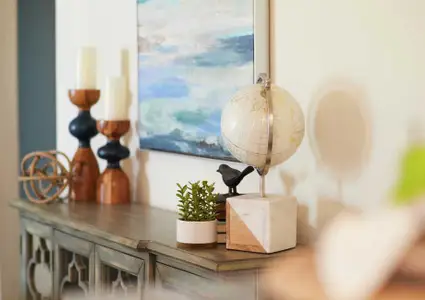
[176,180,218,246]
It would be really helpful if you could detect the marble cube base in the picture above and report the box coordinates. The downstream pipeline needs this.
[226,194,297,254]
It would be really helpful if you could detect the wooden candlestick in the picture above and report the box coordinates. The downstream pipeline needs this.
[96,120,131,205]
[68,89,100,202]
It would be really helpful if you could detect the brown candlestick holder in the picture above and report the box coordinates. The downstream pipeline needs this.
[96,120,131,205]
[68,89,101,202]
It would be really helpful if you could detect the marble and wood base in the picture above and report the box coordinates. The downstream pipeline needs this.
[226,194,298,254]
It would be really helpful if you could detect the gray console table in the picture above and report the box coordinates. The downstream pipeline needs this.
[11,199,295,299]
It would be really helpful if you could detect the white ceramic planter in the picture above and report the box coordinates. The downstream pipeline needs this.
[176,220,217,245]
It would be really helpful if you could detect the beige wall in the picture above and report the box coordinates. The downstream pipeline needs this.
[0,0,19,298]
[57,0,425,244]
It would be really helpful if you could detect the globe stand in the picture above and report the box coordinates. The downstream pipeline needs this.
[256,73,273,198]
[225,73,299,254]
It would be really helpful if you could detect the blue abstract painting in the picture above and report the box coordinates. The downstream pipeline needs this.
[137,0,254,160]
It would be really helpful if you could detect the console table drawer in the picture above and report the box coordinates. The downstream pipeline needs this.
[22,218,52,238]
[155,263,256,300]
[95,245,145,296]
[53,230,95,298]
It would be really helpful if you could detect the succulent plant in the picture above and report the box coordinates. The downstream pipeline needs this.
[177,181,218,222]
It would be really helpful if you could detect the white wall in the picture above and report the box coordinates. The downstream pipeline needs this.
[56,0,425,243]
[0,0,19,298]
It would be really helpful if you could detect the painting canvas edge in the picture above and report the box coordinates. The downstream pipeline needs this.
[137,0,270,162]
[254,0,270,80]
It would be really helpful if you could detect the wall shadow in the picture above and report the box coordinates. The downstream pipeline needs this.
[279,170,314,245]
[308,80,371,234]
[317,196,362,234]
[280,170,296,196]
[135,149,151,205]
[121,123,134,199]
[297,204,315,245]
[119,48,137,202]
[308,80,372,182]
[132,44,151,204]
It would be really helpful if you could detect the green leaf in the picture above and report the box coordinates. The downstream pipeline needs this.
[393,145,425,206]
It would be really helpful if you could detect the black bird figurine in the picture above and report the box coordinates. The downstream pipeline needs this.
[217,164,255,196]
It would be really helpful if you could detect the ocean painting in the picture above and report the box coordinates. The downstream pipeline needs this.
[137,0,255,160]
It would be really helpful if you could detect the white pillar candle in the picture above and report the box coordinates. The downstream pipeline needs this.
[104,76,128,120]
[76,47,97,89]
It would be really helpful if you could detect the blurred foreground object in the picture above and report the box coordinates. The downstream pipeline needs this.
[393,144,425,206]
[264,203,425,300]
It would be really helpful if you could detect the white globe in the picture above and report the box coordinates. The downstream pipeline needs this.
[221,84,305,169]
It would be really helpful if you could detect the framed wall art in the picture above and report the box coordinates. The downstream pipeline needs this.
[137,0,270,161]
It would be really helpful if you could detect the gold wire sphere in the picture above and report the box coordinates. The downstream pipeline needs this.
[19,151,72,204]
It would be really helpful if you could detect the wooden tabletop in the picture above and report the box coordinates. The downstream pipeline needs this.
[10,198,295,272]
